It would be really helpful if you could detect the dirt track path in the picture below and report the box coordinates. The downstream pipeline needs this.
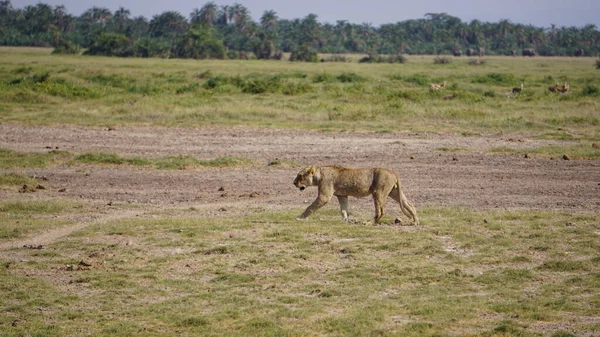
[1,124,599,250]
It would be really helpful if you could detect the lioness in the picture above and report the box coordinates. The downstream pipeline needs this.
[293,166,419,225]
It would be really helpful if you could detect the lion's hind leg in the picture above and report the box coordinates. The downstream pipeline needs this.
[390,187,420,225]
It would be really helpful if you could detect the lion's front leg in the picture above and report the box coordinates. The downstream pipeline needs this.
[336,195,350,222]
[298,187,333,220]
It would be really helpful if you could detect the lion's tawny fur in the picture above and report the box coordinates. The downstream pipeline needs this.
[293,166,419,225]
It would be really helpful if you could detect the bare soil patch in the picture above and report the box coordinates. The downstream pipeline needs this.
[1,123,599,248]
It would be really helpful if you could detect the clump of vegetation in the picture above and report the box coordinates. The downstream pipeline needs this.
[73,152,150,166]
[433,56,452,64]
[71,152,253,169]
[281,81,313,95]
[289,43,318,62]
[203,74,287,94]
[337,73,364,83]
[0,173,39,187]
[580,84,599,97]
[52,38,81,55]
[472,73,516,84]
[194,70,213,79]
[483,90,496,97]
[359,53,407,64]
[596,58,600,69]
[313,73,336,83]
[84,33,136,57]
[0,148,71,169]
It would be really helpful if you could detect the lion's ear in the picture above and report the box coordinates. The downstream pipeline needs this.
[309,167,316,175]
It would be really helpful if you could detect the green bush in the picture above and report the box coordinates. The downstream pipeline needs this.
[241,76,282,94]
[289,44,318,62]
[313,73,336,83]
[472,73,516,84]
[84,33,135,57]
[337,73,364,83]
[282,81,313,95]
[52,38,81,55]
[580,84,599,97]
[359,54,407,64]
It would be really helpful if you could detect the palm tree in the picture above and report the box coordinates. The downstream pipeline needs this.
[197,2,218,26]
[113,7,130,32]
[149,11,187,39]
[127,15,149,38]
[260,10,278,33]
[23,4,53,34]
[189,8,201,25]
[217,5,229,26]
[230,3,250,33]
[299,13,321,46]
[0,0,12,15]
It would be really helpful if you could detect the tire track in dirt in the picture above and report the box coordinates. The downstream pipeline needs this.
[0,208,143,253]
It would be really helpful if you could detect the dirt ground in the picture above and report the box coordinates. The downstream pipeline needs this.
[1,123,599,248]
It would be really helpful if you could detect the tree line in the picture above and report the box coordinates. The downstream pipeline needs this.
[0,0,598,60]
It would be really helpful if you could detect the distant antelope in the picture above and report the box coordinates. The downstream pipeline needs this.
[558,82,569,93]
[512,82,523,94]
[548,83,561,93]
[429,81,446,90]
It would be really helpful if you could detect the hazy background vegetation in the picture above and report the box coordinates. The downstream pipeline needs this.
[1,0,599,60]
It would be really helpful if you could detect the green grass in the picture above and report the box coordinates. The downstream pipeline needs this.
[0,149,254,170]
[72,152,253,169]
[0,173,39,188]
[1,207,598,336]
[0,148,71,169]
[0,199,83,239]
[0,48,599,138]
[490,143,600,159]
[72,152,151,166]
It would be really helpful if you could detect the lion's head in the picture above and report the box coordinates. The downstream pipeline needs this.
[293,166,317,191]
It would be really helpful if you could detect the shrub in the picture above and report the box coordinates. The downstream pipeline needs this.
[596,58,600,69]
[289,44,318,62]
[52,38,81,55]
[359,53,407,64]
[241,76,281,94]
[472,73,515,85]
[313,73,336,83]
[337,73,364,83]
[281,81,313,95]
[84,33,135,57]
[580,84,599,97]
[204,74,283,94]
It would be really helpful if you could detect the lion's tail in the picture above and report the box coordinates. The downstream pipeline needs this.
[393,181,420,225]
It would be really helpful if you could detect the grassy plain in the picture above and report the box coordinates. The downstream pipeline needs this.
[1,207,599,336]
[0,47,598,137]
[0,48,599,336]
